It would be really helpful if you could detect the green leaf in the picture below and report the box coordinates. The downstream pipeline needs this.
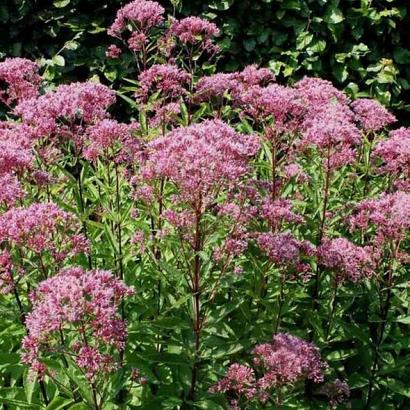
[23,370,36,404]
[54,0,70,7]
[396,316,410,325]
[296,32,313,50]
[324,4,344,24]
[52,55,65,67]
[394,48,410,65]
[243,39,256,52]
[209,0,233,11]
[47,397,74,410]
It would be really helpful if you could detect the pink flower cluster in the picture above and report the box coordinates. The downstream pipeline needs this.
[373,127,410,177]
[259,198,304,230]
[0,202,88,258]
[350,191,410,246]
[194,65,275,105]
[295,76,348,110]
[301,104,360,147]
[0,174,24,208]
[83,119,139,163]
[22,267,133,379]
[253,333,326,386]
[257,84,305,133]
[195,73,238,103]
[15,82,115,142]
[138,119,259,209]
[300,104,360,169]
[0,58,41,105]
[0,122,34,175]
[257,232,314,267]
[169,16,220,54]
[0,249,14,294]
[136,64,190,103]
[318,238,375,283]
[351,98,396,132]
[108,0,165,36]
[211,333,327,407]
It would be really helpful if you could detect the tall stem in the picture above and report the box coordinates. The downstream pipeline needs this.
[188,208,202,402]
[274,273,285,333]
[325,282,338,341]
[313,151,332,305]
[77,162,92,269]
[271,137,277,201]
[114,164,124,282]
[365,243,397,408]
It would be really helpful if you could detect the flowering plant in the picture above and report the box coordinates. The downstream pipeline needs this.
[0,2,408,409]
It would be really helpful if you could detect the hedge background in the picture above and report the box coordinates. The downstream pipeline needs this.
[0,0,409,120]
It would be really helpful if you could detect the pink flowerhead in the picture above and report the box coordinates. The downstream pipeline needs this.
[15,82,116,142]
[108,0,165,36]
[210,363,256,399]
[22,267,133,379]
[373,127,410,176]
[245,84,305,132]
[318,237,375,283]
[0,249,14,294]
[136,64,190,103]
[169,16,220,54]
[301,103,360,150]
[349,191,410,246]
[257,232,314,267]
[0,202,86,257]
[295,76,348,113]
[351,98,396,132]
[128,32,148,52]
[0,174,24,208]
[83,119,137,162]
[194,73,238,103]
[252,333,326,388]
[106,44,122,59]
[139,119,259,209]
[236,65,275,87]
[259,199,304,229]
[0,58,41,105]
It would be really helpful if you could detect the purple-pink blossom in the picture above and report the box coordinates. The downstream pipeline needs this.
[318,237,375,283]
[0,250,14,294]
[257,232,314,266]
[0,202,87,257]
[252,333,326,388]
[349,191,410,246]
[351,98,396,132]
[22,267,133,379]
[138,119,259,209]
[106,44,122,59]
[15,82,115,142]
[136,64,190,103]
[210,363,256,398]
[194,73,238,103]
[0,174,24,208]
[168,16,220,54]
[0,58,41,105]
[83,119,137,162]
[108,0,165,36]
[259,198,304,229]
[295,76,348,113]
[373,127,410,177]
